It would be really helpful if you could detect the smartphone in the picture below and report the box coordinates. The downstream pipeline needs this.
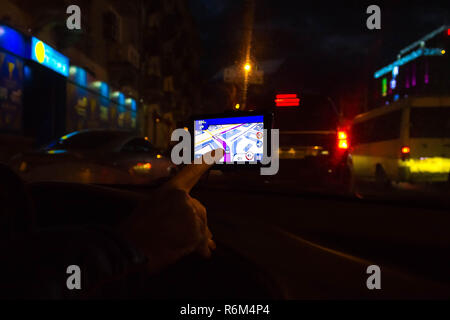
[190,112,272,167]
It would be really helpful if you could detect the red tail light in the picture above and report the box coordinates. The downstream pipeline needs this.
[337,130,349,150]
[401,146,410,161]
[401,146,410,154]
[275,93,300,107]
[338,140,349,149]
[338,131,347,140]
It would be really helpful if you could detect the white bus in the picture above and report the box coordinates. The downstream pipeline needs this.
[349,97,450,186]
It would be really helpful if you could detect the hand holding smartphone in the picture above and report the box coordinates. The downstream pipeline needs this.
[191,112,272,167]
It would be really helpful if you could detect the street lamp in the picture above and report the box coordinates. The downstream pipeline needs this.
[240,62,252,111]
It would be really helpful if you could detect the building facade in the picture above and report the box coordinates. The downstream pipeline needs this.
[369,25,450,110]
[0,0,200,160]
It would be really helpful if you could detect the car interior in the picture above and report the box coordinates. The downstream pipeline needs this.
[0,163,283,299]
[3,161,450,299]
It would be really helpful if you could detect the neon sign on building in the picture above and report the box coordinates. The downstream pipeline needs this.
[31,37,69,77]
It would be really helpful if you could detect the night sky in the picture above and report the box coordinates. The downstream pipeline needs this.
[188,0,450,115]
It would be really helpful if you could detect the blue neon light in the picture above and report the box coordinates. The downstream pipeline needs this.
[393,66,399,77]
[69,66,87,86]
[374,48,443,79]
[0,25,28,58]
[90,81,110,98]
[99,82,109,99]
[112,92,125,105]
[31,37,69,77]
[126,98,137,111]
[390,79,396,89]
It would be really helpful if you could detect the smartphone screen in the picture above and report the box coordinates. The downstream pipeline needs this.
[194,115,265,163]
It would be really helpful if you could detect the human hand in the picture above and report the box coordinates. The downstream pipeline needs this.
[117,149,224,274]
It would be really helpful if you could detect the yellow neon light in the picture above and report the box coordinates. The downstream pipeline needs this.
[35,41,46,63]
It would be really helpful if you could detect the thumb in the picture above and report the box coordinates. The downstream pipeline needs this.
[164,148,224,193]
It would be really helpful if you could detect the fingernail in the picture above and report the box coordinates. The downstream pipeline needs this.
[209,239,216,250]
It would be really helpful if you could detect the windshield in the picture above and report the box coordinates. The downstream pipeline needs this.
[410,107,450,138]
[2,0,450,303]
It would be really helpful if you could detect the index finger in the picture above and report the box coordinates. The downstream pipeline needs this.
[164,149,224,193]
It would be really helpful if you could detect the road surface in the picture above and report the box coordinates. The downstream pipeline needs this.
[192,175,450,299]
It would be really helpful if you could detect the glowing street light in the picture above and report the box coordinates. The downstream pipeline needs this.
[244,63,251,72]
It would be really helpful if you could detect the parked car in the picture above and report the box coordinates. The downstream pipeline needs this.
[9,129,176,185]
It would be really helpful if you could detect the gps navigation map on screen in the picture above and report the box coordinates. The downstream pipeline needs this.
[194,115,264,163]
